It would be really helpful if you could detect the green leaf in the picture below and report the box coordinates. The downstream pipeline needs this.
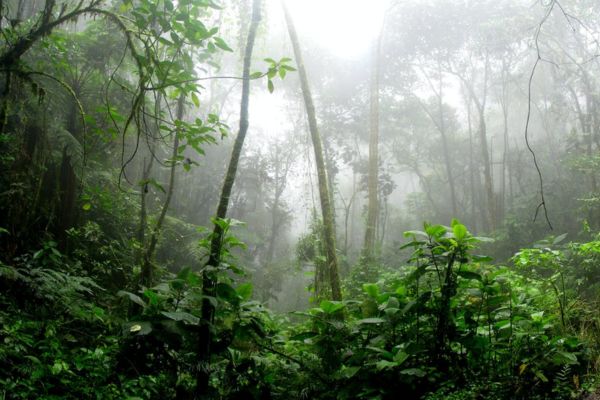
[161,311,200,325]
[553,233,568,245]
[319,300,345,314]
[279,67,287,79]
[139,178,166,194]
[216,282,240,304]
[124,321,152,336]
[213,37,233,52]
[82,203,91,211]
[552,351,578,365]
[472,254,493,263]
[339,366,360,378]
[403,230,427,238]
[375,360,398,370]
[250,71,263,79]
[400,240,425,249]
[457,270,482,281]
[191,92,200,107]
[535,370,549,383]
[453,223,467,241]
[267,79,274,93]
[236,282,253,301]
[395,286,407,296]
[290,331,318,341]
[357,318,385,324]
[363,283,379,298]
[117,290,147,308]
[400,368,426,377]
[144,289,160,306]
[394,351,409,365]
[424,223,446,238]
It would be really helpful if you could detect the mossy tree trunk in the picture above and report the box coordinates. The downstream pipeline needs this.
[363,30,382,260]
[195,0,262,397]
[282,1,342,301]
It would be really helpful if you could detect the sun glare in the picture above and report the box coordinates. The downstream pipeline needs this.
[282,0,389,58]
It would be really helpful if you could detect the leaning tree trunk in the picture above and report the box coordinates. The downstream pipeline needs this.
[195,0,261,397]
[282,0,342,301]
[363,29,382,260]
[139,95,184,288]
[135,97,160,265]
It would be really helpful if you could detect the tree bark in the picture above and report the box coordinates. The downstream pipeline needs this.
[282,0,342,301]
[139,95,184,288]
[417,60,458,219]
[363,30,382,259]
[195,0,261,396]
[458,56,494,232]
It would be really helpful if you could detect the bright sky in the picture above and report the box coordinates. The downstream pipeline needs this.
[280,0,389,59]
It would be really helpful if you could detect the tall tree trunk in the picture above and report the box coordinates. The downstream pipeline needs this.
[139,95,184,288]
[135,97,160,265]
[363,30,382,259]
[499,62,510,223]
[195,1,261,397]
[265,190,282,264]
[418,60,458,219]
[466,94,478,233]
[459,61,494,231]
[478,105,494,231]
[283,0,342,301]
[436,61,458,218]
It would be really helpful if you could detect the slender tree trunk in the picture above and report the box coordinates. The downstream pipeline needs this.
[363,31,382,259]
[418,61,458,219]
[135,156,153,265]
[500,70,509,223]
[136,96,160,265]
[478,106,495,231]
[466,94,478,232]
[139,95,184,288]
[195,1,261,396]
[436,61,458,218]
[340,190,355,256]
[265,190,282,264]
[461,73,493,230]
[283,0,342,301]
[380,198,388,245]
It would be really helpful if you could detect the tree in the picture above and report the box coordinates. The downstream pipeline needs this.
[139,95,185,288]
[282,0,342,301]
[196,0,262,396]
[363,23,383,259]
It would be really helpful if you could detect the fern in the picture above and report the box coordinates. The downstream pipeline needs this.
[49,127,84,176]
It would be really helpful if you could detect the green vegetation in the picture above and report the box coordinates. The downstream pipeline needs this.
[2,1,600,399]
[3,220,600,398]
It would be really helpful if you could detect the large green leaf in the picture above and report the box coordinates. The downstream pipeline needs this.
[161,311,200,325]
[453,223,468,241]
[319,300,345,314]
[117,290,146,308]
[363,283,379,298]
[236,282,253,301]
